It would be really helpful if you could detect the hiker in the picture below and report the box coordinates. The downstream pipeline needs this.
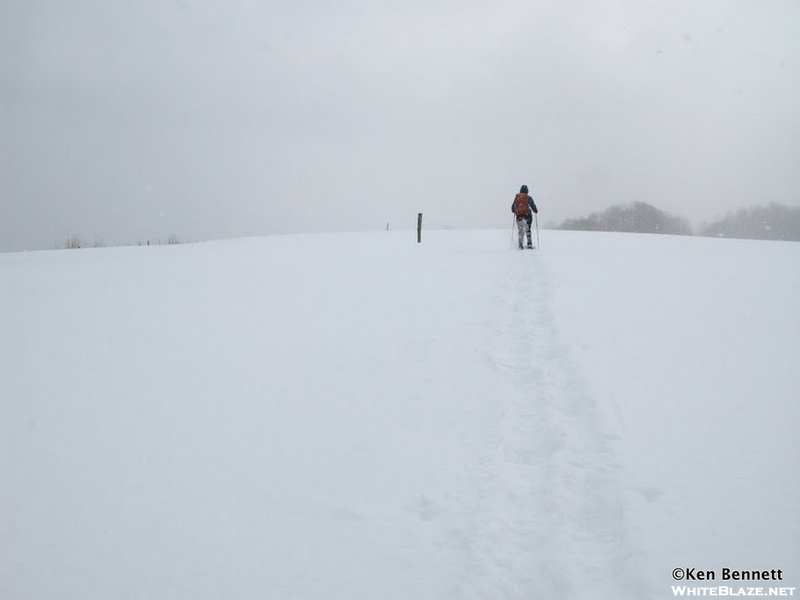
[511,185,538,249]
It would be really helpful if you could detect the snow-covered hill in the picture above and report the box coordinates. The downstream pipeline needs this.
[2,230,798,599]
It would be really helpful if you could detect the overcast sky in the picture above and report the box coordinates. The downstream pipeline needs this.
[2,0,799,251]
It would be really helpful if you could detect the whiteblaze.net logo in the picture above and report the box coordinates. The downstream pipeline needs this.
[671,587,796,596]
[670,568,793,596]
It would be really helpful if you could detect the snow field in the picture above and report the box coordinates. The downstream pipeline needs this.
[2,229,798,599]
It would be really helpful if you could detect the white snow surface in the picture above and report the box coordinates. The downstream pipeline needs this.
[2,229,798,599]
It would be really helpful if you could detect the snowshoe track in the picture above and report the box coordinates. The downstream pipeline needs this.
[456,251,646,599]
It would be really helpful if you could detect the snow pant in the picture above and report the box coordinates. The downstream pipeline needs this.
[516,214,533,247]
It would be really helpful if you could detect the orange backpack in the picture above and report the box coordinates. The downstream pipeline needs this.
[513,193,531,216]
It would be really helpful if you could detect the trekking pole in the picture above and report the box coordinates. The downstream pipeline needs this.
[511,216,516,249]
[535,214,540,249]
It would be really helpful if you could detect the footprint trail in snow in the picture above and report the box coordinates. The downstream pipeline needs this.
[455,250,646,600]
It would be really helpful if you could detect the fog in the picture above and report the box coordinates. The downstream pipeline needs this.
[2,0,799,251]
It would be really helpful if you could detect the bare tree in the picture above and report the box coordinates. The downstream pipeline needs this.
[62,235,88,249]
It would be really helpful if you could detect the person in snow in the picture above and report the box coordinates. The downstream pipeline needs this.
[511,185,538,249]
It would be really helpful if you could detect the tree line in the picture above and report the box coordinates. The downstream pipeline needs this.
[55,234,187,249]
[557,202,800,241]
[48,202,800,250]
